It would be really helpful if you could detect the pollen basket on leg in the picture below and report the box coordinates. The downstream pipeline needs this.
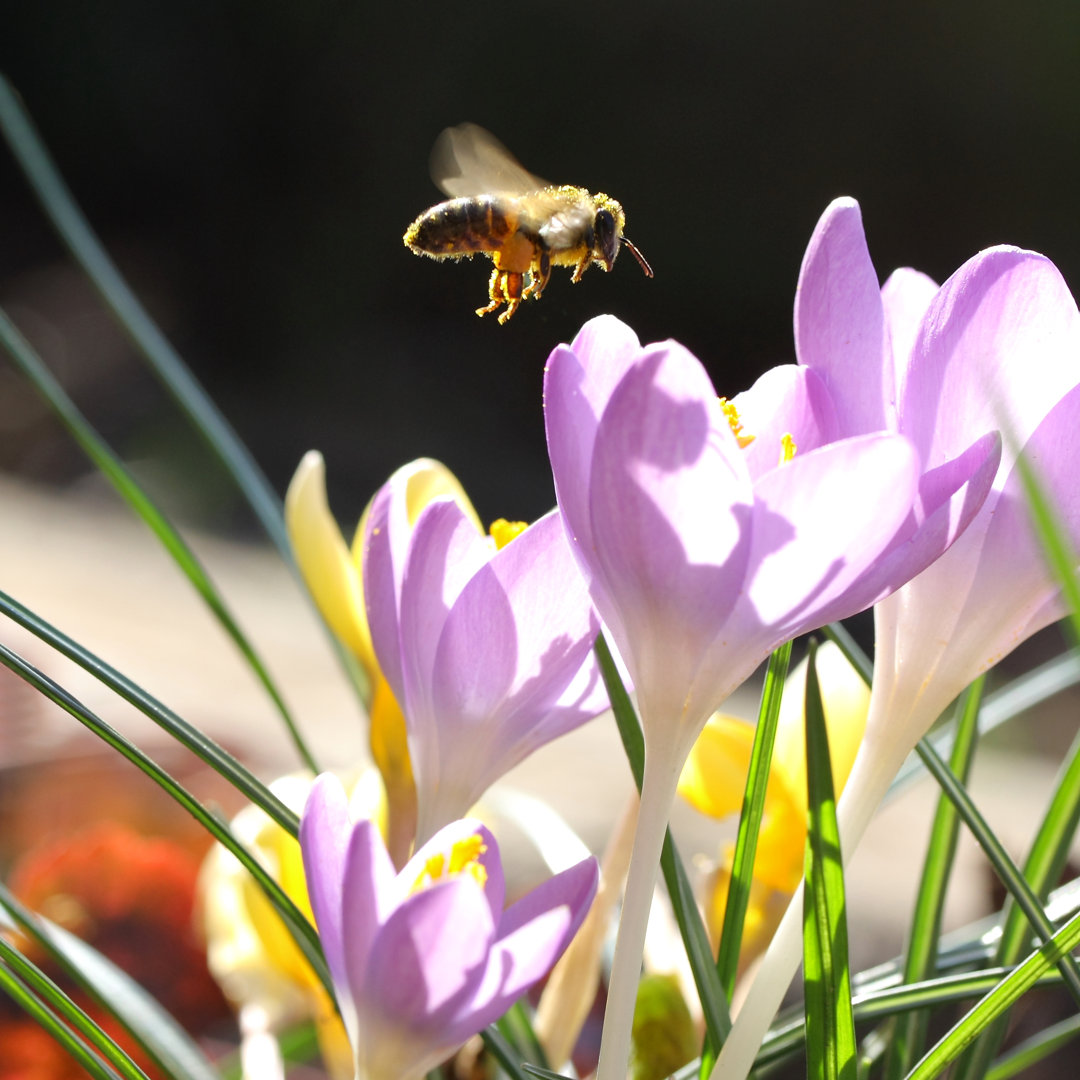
[717,397,756,449]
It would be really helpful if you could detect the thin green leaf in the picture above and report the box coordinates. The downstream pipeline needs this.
[482,1023,535,1080]
[0,306,318,772]
[906,908,1080,1080]
[985,1011,1080,1080]
[882,677,983,1080]
[594,634,732,1049]
[715,642,792,998]
[0,962,125,1080]
[802,640,857,1080]
[496,1000,549,1071]
[0,640,333,1003]
[0,73,289,561]
[0,935,150,1080]
[916,738,1080,1006]
[0,587,299,837]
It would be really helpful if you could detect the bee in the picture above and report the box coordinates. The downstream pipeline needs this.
[403,123,652,324]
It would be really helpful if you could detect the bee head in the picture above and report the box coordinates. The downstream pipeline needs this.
[591,194,626,271]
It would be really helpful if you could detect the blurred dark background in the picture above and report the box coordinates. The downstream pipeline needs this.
[1,0,1078,533]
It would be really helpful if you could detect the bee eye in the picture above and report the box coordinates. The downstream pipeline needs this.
[593,209,620,269]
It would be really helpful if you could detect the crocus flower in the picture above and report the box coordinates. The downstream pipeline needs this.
[362,466,608,845]
[201,772,386,1080]
[286,453,484,862]
[678,642,870,973]
[300,773,598,1080]
[545,298,998,1078]
[713,201,1080,1080]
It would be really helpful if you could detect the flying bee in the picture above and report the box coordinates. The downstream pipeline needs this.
[403,123,652,324]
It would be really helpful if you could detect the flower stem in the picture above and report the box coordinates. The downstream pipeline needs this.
[707,737,905,1080]
[595,749,683,1080]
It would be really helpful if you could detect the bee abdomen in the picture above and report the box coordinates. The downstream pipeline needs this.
[404,196,517,257]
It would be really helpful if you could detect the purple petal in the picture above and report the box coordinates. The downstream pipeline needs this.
[545,317,642,610]
[445,856,599,1044]
[362,483,406,703]
[740,432,920,633]
[585,342,754,729]
[340,817,401,1022]
[730,364,841,478]
[794,197,893,435]
[881,266,938,383]
[299,774,357,1028]
[902,247,1080,469]
[359,875,494,1034]
[425,512,603,818]
[395,500,492,824]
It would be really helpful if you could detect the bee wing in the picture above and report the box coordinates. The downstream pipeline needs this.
[430,123,550,198]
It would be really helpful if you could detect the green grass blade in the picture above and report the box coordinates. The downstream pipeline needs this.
[0,305,318,772]
[0,587,299,837]
[0,73,290,562]
[802,640,857,1080]
[594,634,732,1050]
[915,738,1080,1005]
[714,642,792,1000]
[985,1011,1080,1080]
[906,908,1080,1080]
[882,677,983,1080]
[481,1023,535,1080]
[0,640,333,1003]
[0,963,126,1080]
[0,882,219,1080]
[0,935,151,1080]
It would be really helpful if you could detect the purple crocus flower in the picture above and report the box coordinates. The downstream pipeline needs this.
[545,301,998,1080]
[714,200,1080,1080]
[300,774,598,1080]
[362,465,608,846]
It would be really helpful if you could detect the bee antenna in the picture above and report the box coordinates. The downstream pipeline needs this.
[621,235,654,278]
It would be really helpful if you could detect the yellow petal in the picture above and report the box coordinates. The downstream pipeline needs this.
[704,862,791,977]
[285,451,377,681]
[677,714,756,820]
[369,674,417,866]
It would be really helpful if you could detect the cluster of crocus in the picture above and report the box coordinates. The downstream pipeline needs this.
[281,192,1080,1080]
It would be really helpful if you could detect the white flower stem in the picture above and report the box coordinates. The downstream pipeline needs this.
[595,749,683,1080]
[239,1003,286,1080]
[707,737,907,1080]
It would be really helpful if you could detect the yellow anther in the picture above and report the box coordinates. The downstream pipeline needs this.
[489,518,528,550]
[718,397,756,450]
[779,433,797,465]
[412,833,489,893]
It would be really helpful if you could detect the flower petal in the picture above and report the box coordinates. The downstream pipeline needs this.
[585,342,754,732]
[730,364,840,477]
[425,512,603,822]
[677,715,755,820]
[299,775,358,1039]
[794,197,893,435]
[447,856,599,1042]
[286,452,375,676]
[880,266,938,382]
[902,247,1080,470]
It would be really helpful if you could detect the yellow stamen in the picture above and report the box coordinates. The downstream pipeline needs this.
[489,518,528,550]
[779,433,797,465]
[412,833,489,893]
[718,398,756,449]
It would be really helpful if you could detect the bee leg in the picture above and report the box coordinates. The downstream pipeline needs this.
[476,269,525,323]
[523,252,552,300]
[570,254,593,284]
